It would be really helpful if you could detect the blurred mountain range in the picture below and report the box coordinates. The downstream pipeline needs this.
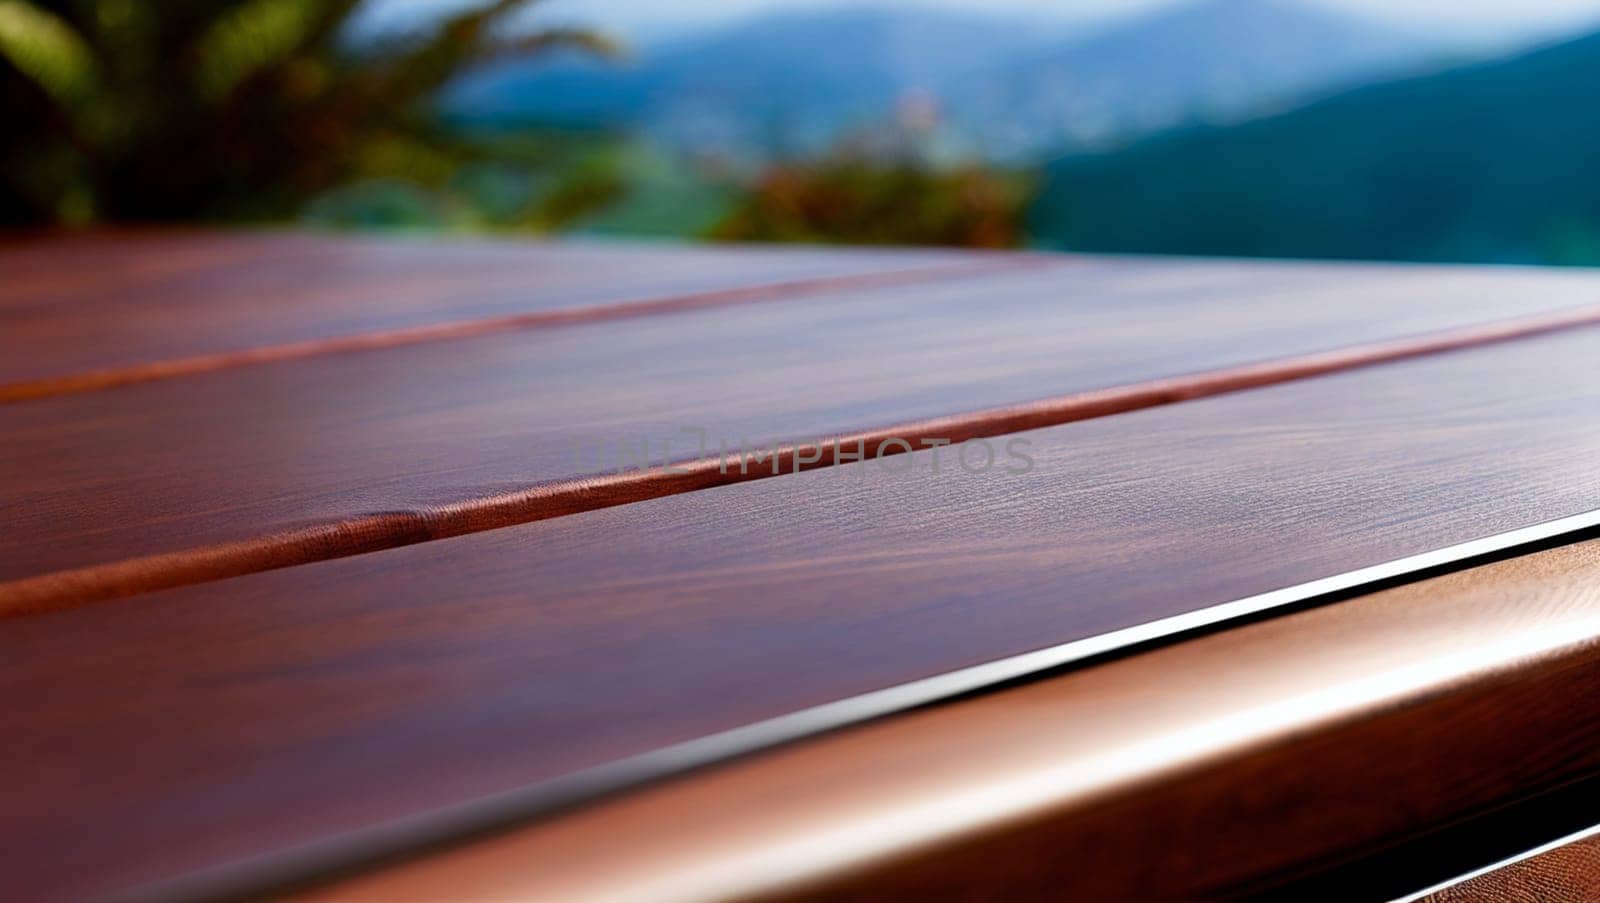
[443,0,1451,161]
[1030,26,1600,264]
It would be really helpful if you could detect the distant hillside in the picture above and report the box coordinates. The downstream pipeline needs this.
[443,8,1055,158]
[1030,28,1600,265]
[443,0,1441,161]
[947,0,1431,158]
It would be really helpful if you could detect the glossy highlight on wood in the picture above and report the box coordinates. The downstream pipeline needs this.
[300,541,1600,901]
[5,328,1600,900]
[1418,831,1600,902]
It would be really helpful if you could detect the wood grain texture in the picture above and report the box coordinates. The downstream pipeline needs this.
[302,541,1600,902]
[7,251,1600,611]
[0,231,985,399]
[6,329,1600,900]
[1422,833,1600,902]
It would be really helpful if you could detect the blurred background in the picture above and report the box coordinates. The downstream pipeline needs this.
[4,0,1600,263]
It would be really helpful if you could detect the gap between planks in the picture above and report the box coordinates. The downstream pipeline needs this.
[7,304,1600,617]
[0,255,1047,404]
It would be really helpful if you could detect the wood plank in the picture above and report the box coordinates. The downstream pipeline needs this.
[1418,830,1600,903]
[300,540,1600,902]
[5,329,1600,900]
[0,231,983,399]
[7,255,1600,611]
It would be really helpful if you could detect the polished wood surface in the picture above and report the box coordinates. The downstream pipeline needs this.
[6,329,1600,899]
[303,540,1600,901]
[1422,832,1600,902]
[8,245,1600,612]
[0,231,982,399]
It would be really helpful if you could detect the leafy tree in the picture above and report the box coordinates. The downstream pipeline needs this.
[710,148,1033,248]
[0,0,614,224]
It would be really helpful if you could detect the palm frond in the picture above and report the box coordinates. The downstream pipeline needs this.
[475,27,621,66]
[297,0,368,57]
[1,0,614,224]
[0,0,99,110]
[376,0,564,100]
[193,0,330,100]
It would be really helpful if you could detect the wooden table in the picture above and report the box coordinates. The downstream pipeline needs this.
[4,232,1600,900]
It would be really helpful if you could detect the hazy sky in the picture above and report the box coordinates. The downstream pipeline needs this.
[543,0,1600,36]
[370,0,1600,42]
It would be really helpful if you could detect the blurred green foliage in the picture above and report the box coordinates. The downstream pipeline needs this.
[0,0,615,225]
[711,150,1032,248]
[572,144,738,239]
[0,1,1034,249]
[301,126,628,231]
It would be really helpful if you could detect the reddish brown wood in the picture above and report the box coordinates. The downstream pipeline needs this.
[0,231,985,399]
[7,249,1600,611]
[5,330,1600,900]
[1422,834,1600,902]
[300,541,1600,902]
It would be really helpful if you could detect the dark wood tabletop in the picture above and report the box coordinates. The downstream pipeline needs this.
[304,539,1600,901]
[8,239,1600,612]
[4,232,1600,901]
